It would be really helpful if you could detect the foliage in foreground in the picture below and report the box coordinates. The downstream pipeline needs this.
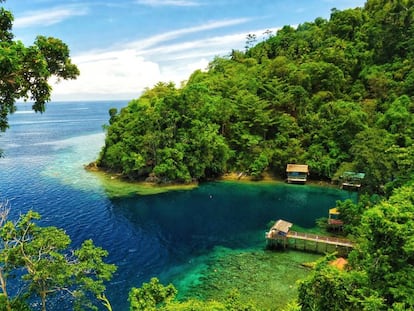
[129,277,258,311]
[0,203,116,311]
[298,182,414,310]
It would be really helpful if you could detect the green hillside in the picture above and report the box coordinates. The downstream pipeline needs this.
[97,0,414,194]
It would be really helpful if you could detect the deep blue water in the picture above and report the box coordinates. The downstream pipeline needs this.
[0,101,356,310]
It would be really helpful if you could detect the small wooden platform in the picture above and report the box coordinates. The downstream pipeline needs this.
[266,219,354,253]
[286,164,309,183]
[339,171,365,189]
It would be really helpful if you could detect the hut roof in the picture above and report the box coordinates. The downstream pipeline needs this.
[329,257,348,270]
[272,219,293,234]
[329,208,340,215]
[342,171,365,180]
[286,164,309,173]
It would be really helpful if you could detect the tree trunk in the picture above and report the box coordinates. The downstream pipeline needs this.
[98,293,113,311]
[41,291,47,311]
[0,269,12,311]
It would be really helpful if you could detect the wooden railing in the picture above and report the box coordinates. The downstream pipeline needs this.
[286,231,354,248]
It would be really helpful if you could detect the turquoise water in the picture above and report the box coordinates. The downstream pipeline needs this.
[0,101,356,310]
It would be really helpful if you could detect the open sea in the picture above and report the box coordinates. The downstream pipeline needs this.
[0,101,356,310]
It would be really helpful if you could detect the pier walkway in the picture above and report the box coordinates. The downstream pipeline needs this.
[265,219,354,252]
[286,231,354,248]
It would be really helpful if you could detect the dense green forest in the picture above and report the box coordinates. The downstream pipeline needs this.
[97,0,414,195]
[96,0,414,310]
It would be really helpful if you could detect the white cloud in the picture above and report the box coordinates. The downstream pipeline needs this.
[135,0,201,7]
[50,22,280,101]
[51,50,161,101]
[125,18,250,50]
[138,32,251,59]
[14,6,88,28]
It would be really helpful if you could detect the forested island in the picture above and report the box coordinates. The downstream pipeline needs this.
[98,0,414,309]
[96,0,413,196]
[1,0,414,310]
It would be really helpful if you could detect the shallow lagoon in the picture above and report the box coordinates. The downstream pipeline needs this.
[0,101,356,310]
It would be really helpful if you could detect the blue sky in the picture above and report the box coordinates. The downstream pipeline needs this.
[5,0,366,101]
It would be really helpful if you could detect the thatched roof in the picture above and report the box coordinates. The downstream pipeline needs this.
[271,219,293,234]
[342,171,365,180]
[329,257,348,270]
[329,208,340,215]
[286,164,309,173]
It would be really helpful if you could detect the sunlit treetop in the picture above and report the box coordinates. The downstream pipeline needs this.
[0,0,79,132]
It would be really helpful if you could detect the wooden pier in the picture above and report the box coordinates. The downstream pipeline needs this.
[266,219,354,254]
[286,231,354,248]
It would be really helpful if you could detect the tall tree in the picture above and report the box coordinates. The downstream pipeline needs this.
[0,0,79,133]
[350,128,395,192]
[298,255,384,311]
[0,210,116,311]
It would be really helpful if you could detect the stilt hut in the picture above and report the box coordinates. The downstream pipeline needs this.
[266,219,354,252]
[266,219,293,248]
[329,257,348,270]
[340,171,365,189]
[286,164,309,183]
[328,208,343,229]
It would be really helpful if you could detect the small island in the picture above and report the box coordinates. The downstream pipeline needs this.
[93,2,412,197]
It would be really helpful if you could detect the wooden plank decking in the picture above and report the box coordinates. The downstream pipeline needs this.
[286,231,354,248]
